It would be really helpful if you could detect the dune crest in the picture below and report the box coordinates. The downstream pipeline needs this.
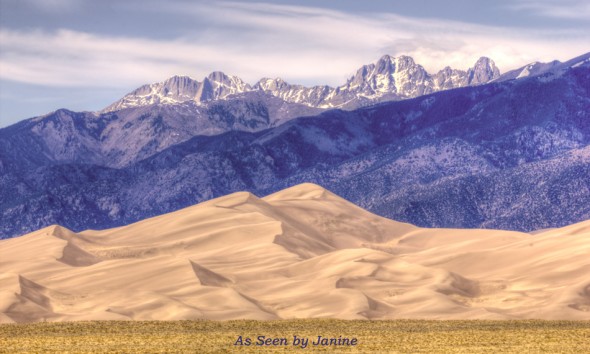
[1,183,589,322]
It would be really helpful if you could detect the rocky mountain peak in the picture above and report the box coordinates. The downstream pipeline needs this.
[378,54,394,62]
[468,57,500,85]
[205,71,251,99]
[102,54,505,113]
[160,75,202,99]
[206,71,229,82]
[206,71,248,88]
[163,75,198,85]
[254,77,290,92]
[375,55,396,74]
[394,55,417,71]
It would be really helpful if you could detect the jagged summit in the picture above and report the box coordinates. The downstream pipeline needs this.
[343,54,430,97]
[102,72,251,112]
[468,57,500,84]
[100,53,590,114]
[206,71,251,97]
[102,55,503,113]
[160,75,206,99]
[254,77,290,91]
[103,75,208,112]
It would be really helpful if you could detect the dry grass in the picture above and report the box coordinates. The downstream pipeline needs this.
[1,319,589,353]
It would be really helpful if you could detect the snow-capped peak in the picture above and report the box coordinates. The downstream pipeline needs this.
[102,54,504,113]
[254,77,290,92]
[205,71,252,99]
[102,72,252,112]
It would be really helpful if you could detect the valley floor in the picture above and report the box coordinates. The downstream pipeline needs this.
[1,319,589,353]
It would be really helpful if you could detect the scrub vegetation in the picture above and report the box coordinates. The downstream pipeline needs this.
[1,319,589,353]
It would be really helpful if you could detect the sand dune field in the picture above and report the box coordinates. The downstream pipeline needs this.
[1,183,589,323]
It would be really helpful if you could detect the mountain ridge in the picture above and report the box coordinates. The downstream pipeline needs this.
[103,54,502,113]
[495,52,590,82]
[1,53,589,239]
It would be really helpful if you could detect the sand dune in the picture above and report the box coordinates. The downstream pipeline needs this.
[1,183,589,323]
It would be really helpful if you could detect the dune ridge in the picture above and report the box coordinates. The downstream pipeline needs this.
[1,183,589,323]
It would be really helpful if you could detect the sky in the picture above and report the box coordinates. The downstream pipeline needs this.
[0,0,589,127]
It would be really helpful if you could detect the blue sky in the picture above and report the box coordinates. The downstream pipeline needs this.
[0,0,588,127]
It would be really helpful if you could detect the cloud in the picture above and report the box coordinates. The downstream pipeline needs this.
[0,1,588,90]
[20,0,81,12]
[508,0,590,19]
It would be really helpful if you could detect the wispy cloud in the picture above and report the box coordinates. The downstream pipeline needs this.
[508,0,590,19]
[0,1,588,90]
[20,0,81,12]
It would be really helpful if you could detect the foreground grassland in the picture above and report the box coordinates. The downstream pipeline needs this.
[1,320,589,353]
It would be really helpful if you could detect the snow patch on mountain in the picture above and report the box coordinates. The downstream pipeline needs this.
[102,55,502,113]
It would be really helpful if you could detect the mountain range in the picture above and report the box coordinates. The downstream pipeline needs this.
[103,55,501,113]
[0,52,589,239]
